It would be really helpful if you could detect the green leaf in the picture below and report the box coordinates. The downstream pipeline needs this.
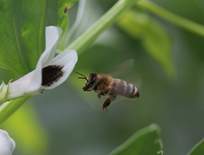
[118,11,174,76]
[0,0,47,77]
[188,139,204,155]
[110,124,163,155]
[0,0,78,77]
[2,105,47,155]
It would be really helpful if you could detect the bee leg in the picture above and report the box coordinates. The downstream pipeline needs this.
[102,95,116,111]
[97,91,108,98]
[97,92,104,98]
[97,89,110,98]
[102,98,111,111]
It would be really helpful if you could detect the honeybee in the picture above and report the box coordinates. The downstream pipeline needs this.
[77,72,139,110]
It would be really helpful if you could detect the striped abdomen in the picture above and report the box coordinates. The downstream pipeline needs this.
[111,79,139,98]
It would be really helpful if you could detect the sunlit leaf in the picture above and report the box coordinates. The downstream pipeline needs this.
[2,105,47,155]
[110,124,163,155]
[188,139,204,155]
[0,0,47,77]
[0,0,78,78]
[118,10,174,76]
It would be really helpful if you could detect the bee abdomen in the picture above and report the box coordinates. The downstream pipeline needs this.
[112,79,139,98]
[129,84,139,97]
[125,81,139,98]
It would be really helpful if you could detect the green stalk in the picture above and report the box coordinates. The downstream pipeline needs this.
[0,96,30,124]
[66,0,133,53]
[137,0,204,37]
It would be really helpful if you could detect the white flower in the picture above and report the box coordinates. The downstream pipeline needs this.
[0,26,78,101]
[0,129,15,155]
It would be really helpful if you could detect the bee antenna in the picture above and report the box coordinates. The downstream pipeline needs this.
[76,72,88,81]
[76,71,85,76]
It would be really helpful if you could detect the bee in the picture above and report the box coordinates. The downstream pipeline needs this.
[77,72,139,110]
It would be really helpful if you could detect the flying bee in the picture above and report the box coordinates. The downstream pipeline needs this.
[77,72,139,110]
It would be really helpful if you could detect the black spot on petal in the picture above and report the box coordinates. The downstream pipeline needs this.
[42,65,64,87]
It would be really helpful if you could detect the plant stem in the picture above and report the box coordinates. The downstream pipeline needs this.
[137,0,204,37]
[66,0,134,53]
[0,96,30,124]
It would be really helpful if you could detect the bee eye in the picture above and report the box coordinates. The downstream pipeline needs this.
[89,80,95,85]
[90,73,97,81]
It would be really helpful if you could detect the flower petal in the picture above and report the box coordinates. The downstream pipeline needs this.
[37,26,62,67]
[42,50,78,89]
[0,129,15,155]
[45,26,62,52]
[8,69,41,99]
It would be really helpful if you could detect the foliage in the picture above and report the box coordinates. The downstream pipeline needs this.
[0,0,78,78]
[118,10,174,76]
[188,139,204,155]
[110,124,163,155]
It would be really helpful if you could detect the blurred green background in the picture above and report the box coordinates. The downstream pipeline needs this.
[1,0,204,155]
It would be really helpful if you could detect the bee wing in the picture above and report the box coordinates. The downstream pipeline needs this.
[107,58,142,97]
[106,59,135,78]
[106,59,142,86]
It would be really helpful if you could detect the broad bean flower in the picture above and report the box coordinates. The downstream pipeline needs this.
[0,26,78,102]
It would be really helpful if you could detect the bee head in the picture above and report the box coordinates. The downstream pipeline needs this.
[83,73,97,91]
[76,72,98,91]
